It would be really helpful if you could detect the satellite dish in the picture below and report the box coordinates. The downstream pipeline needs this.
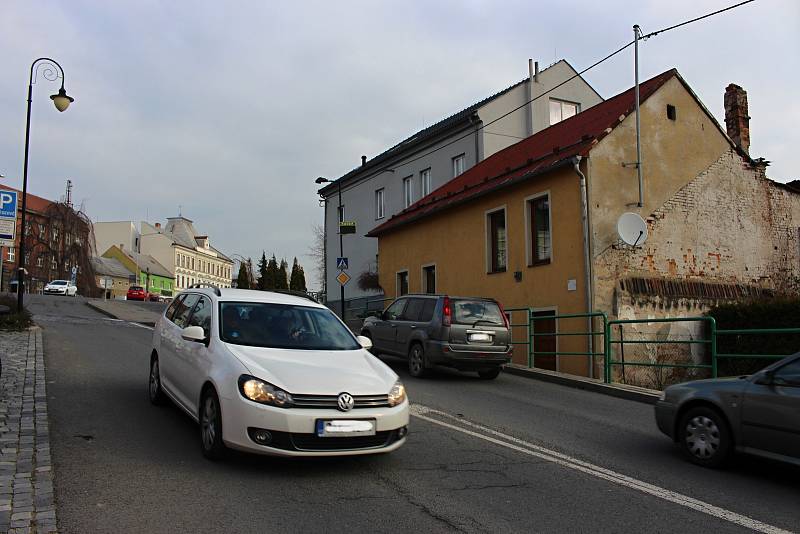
[617,212,648,247]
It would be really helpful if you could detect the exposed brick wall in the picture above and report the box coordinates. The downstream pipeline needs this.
[594,149,800,320]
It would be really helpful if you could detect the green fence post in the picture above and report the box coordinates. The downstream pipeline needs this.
[604,318,611,383]
[710,317,718,378]
[526,308,532,368]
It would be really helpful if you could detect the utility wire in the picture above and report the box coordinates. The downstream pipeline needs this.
[351,0,757,178]
[642,0,755,39]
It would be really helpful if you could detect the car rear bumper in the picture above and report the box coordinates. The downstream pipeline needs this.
[654,401,677,440]
[220,396,410,457]
[425,340,512,369]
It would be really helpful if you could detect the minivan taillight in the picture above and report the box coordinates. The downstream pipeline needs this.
[498,301,510,329]
[442,297,452,327]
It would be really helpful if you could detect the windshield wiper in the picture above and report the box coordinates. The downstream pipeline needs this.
[473,319,502,327]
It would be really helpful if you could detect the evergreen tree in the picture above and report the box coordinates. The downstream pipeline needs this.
[236,262,250,289]
[265,254,279,290]
[257,252,269,290]
[276,258,289,290]
[290,257,307,292]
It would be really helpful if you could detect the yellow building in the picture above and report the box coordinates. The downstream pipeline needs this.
[368,69,800,378]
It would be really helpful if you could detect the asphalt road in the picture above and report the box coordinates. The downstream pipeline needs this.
[27,295,800,533]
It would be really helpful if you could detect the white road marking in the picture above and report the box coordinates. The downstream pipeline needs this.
[128,322,154,331]
[410,404,793,534]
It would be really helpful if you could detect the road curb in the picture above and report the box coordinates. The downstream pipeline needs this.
[503,364,660,405]
[84,301,156,327]
[85,301,118,320]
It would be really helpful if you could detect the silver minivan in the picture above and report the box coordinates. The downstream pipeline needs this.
[361,294,512,379]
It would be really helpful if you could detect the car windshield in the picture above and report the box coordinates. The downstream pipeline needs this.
[219,302,360,351]
[50,281,67,286]
[452,299,504,326]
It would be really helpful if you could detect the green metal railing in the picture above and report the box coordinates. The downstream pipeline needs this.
[510,311,797,387]
[605,317,716,384]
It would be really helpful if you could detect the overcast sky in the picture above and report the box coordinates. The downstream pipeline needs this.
[1,0,797,290]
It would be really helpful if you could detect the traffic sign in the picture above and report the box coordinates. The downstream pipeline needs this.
[336,257,348,270]
[0,189,17,247]
[336,271,351,286]
[339,221,356,234]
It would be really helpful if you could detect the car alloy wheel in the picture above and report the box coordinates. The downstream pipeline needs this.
[200,390,226,460]
[408,344,428,378]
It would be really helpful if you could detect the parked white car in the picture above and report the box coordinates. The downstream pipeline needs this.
[44,280,77,296]
[149,288,409,459]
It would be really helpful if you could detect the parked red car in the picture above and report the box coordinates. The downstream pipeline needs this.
[127,286,148,301]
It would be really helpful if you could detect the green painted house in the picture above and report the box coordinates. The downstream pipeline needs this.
[102,245,175,297]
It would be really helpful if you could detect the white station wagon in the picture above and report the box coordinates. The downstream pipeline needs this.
[149,287,409,459]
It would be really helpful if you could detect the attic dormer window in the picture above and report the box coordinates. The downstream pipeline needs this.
[549,99,579,125]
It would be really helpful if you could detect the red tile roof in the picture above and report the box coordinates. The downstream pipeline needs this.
[0,182,54,214]
[367,69,678,238]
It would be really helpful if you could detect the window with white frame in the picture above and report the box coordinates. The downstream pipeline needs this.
[402,176,414,208]
[487,209,507,273]
[529,195,552,265]
[420,168,432,197]
[549,99,580,125]
[375,188,385,219]
[452,154,465,177]
[7,247,14,262]
[397,270,409,296]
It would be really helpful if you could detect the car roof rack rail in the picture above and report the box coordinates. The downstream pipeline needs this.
[271,289,318,303]
[188,283,222,296]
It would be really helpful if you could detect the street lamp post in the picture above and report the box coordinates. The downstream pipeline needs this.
[315,177,344,319]
[17,58,74,312]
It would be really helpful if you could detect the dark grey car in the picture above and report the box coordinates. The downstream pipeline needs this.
[655,352,800,468]
[361,295,512,379]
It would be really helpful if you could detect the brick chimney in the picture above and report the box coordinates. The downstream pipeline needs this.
[724,84,750,154]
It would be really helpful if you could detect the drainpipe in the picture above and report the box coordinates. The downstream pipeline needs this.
[572,156,594,378]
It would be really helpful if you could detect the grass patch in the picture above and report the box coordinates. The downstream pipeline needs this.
[0,294,33,331]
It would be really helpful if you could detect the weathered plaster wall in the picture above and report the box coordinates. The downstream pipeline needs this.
[594,149,800,319]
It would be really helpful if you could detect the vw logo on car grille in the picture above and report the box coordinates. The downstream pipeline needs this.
[337,393,355,412]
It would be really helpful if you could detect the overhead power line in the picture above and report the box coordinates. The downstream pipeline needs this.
[352,0,756,178]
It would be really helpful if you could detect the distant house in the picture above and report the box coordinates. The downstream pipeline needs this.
[91,256,134,299]
[140,216,233,293]
[318,60,603,313]
[368,69,800,378]
[101,245,174,297]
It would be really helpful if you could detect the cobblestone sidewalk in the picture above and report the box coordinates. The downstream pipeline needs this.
[0,328,56,534]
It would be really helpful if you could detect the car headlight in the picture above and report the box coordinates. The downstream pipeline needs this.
[387,380,406,407]
[238,375,294,408]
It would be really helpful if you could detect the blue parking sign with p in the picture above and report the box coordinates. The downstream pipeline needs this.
[0,190,17,219]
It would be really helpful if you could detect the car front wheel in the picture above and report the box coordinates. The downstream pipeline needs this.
[678,406,732,468]
[200,388,226,460]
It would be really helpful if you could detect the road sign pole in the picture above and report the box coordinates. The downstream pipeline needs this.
[338,181,344,320]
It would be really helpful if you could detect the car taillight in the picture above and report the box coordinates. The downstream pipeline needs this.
[442,297,452,327]
[498,302,510,329]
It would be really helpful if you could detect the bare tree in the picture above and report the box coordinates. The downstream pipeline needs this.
[306,224,326,294]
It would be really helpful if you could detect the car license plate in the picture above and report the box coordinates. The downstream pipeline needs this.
[468,332,492,342]
[316,419,376,437]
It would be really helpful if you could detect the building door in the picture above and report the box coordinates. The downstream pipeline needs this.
[532,309,557,371]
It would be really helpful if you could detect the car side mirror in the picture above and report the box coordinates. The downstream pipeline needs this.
[754,370,775,386]
[381,311,389,321]
[182,325,207,344]
[357,335,373,350]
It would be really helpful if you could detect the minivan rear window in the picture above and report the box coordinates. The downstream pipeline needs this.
[452,299,504,326]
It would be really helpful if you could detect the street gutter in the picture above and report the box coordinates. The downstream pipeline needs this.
[503,364,660,405]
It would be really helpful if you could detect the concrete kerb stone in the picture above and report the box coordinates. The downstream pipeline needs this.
[84,300,157,327]
[502,364,660,404]
[0,327,58,533]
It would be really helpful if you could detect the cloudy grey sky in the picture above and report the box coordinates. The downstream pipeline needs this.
[1,0,797,289]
